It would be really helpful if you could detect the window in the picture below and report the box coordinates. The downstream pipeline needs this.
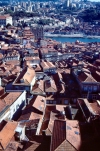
[64,100,68,104]
[50,100,52,104]
[53,101,56,104]
[83,95,87,98]
[92,95,97,99]
[73,99,77,103]
[46,100,49,104]
[16,86,19,90]
[25,87,29,91]
[94,86,97,91]
[16,104,19,110]
[13,108,15,113]
[88,86,92,91]
[84,86,88,91]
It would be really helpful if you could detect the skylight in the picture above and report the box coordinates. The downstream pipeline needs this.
[74,131,79,135]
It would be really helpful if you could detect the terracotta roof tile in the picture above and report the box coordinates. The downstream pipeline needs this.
[4,92,22,105]
[0,121,17,150]
[51,119,81,151]
[45,79,57,92]
[23,67,36,84]
[76,71,97,83]
[0,100,6,113]
[90,102,100,116]
[5,141,19,151]
[0,86,4,96]
[51,120,66,151]
[81,99,100,116]
[46,108,66,135]
[0,15,11,19]
[33,95,45,112]
[32,80,44,93]
[18,112,42,121]
[41,61,49,70]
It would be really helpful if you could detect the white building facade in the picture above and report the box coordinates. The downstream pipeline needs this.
[0,91,26,123]
[0,15,12,26]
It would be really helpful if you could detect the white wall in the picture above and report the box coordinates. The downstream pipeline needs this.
[0,111,10,123]
[0,91,26,122]
[30,76,36,90]
[10,91,26,119]
[6,17,12,25]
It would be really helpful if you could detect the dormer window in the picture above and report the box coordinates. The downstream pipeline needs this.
[20,78,24,83]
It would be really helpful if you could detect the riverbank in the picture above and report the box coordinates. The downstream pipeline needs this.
[44,33,100,39]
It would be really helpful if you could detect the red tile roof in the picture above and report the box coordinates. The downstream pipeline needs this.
[45,79,57,92]
[51,119,81,151]
[51,120,66,151]
[33,95,45,112]
[23,67,35,84]
[32,80,44,93]
[80,99,100,116]
[4,92,22,105]
[0,121,17,150]
[41,61,49,70]
[0,15,11,19]
[5,141,20,151]
[77,71,97,83]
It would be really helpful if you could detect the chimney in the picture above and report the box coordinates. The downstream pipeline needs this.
[20,78,24,83]
[42,130,46,137]
[59,111,66,120]
[15,124,29,142]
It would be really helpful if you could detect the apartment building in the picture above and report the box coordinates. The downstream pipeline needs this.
[0,15,12,26]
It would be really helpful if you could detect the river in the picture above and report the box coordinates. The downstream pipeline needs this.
[49,37,100,43]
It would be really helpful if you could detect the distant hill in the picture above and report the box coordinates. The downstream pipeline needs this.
[0,0,58,2]
[18,0,57,1]
[20,0,58,1]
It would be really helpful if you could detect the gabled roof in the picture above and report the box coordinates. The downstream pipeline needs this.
[0,92,22,114]
[79,99,100,116]
[33,95,45,113]
[23,67,35,84]
[14,67,36,85]
[0,15,11,19]
[20,96,45,115]
[0,121,17,150]
[45,79,57,92]
[46,109,66,135]
[4,92,22,106]
[51,120,81,151]
[18,112,42,122]
[32,80,44,93]
[51,120,66,151]
[77,71,97,83]
[41,61,49,70]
